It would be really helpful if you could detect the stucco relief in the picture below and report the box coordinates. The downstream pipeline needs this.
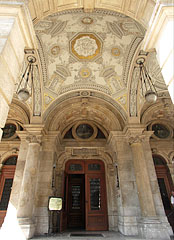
[74,36,98,57]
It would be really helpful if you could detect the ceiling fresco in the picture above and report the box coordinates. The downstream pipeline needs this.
[34,9,145,112]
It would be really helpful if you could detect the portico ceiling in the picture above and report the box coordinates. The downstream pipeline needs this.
[33,7,168,120]
[34,9,146,115]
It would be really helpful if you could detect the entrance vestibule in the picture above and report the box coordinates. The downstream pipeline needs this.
[61,159,108,231]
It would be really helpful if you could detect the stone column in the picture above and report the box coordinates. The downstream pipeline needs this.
[0,131,29,239]
[126,126,171,239]
[107,131,140,236]
[17,126,43,239]
[34,132,59,235]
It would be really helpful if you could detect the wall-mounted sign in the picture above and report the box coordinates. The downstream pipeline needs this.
[48,197,62,211]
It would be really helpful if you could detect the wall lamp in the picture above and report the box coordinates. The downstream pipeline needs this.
[16,55,37,102]
[136,57,158,103]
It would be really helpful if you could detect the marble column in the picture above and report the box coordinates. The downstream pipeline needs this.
[17,128,43,239]
[126,126,171,239]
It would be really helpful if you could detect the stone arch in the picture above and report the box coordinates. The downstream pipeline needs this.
[43,90,127,134]
[152,154,169,165]
[29,0,156,29]
[140,99,174,126]
[0,151,19,167]
[8,99,31,125]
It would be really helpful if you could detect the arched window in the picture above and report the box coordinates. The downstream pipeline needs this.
[153,155,166,165]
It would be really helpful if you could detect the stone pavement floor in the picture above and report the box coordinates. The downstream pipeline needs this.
[31,231,174,240]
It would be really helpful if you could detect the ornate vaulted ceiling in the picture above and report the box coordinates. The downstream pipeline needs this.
[35,10,146,114]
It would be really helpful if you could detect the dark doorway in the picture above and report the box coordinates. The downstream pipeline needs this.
[67,174,85,229]
[153,155,174,231]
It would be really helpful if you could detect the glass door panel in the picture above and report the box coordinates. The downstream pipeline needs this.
[86,173,108,230]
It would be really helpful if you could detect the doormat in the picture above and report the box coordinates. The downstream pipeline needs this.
[70,233,103,237]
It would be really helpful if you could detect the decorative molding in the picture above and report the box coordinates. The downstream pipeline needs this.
[122,37,143,86]
[43,90,127,123]
[72,148,98,156]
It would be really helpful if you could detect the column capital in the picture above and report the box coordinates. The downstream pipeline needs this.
[26,134,42,144]
[123,125,153,145]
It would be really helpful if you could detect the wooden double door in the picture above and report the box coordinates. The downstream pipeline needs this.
[61,160,108,231]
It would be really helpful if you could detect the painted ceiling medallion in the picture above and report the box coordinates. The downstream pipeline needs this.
[50,46,60,56]
[111,47,121,57]
[70,33,102,61]
[79,67,92,79]
[81,17,93,25]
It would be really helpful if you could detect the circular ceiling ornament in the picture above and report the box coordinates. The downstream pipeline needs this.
[111,47,121,57]
[50,46,60,56]
[81,17,93,25]
[80,91,90,97]
[79,67,92,79]
[70,33,102,61]
[74,36,97,57]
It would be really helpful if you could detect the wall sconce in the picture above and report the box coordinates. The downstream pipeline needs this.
[16,55,37,102]
[136,57,158,103]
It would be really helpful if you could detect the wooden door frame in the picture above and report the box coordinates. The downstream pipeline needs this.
[61,159,108,231]
[0,165,16,226]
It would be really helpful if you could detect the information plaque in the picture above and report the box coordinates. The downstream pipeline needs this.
[48,197,62,211]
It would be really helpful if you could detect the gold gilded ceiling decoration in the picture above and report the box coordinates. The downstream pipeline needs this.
[34,9,145,112]
[70,33,102,61]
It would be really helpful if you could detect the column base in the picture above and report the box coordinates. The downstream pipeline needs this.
[118,216,138,235]
[138,217,171,240]
[18,218,36,239]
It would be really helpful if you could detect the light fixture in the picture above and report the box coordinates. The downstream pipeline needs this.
[136,57,157,103]
[16,55,37,101]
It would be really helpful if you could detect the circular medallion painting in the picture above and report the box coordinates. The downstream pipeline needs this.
[76,124,94,139]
